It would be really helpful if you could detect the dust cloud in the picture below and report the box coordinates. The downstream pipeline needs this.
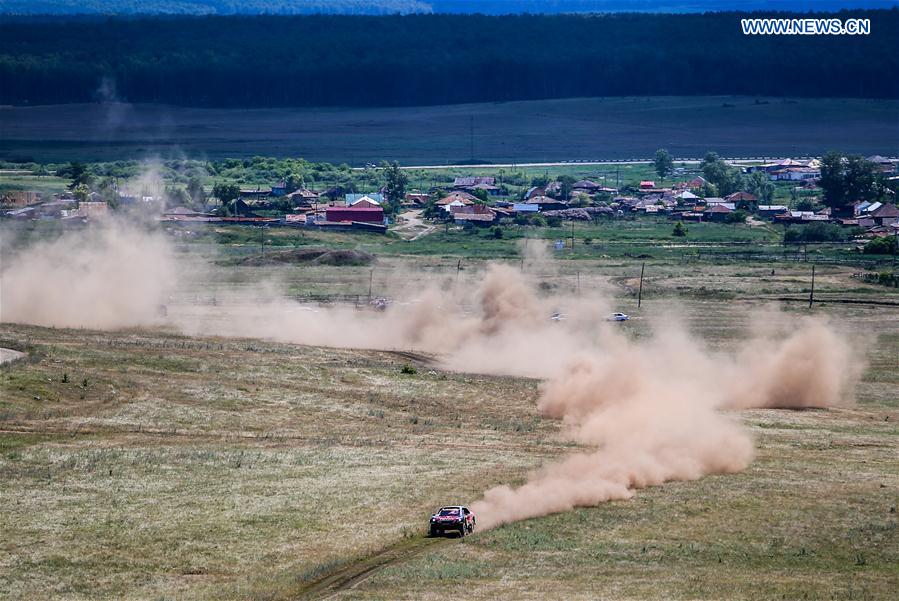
[1,223,177,329]
[0,224,862,529]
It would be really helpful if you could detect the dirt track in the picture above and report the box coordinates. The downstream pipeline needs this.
[299,535,451,600]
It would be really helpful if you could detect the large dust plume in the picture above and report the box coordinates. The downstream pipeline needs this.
[1,223,177,329]
[1,223,863,530]
[470,312,861,529]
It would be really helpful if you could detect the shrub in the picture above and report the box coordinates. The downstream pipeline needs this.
[863,236,898,255]
[492,226,503,239]
[400,364,417,375]
[672,222,688,237]
[531,214,547,227]
[784,222,846,244]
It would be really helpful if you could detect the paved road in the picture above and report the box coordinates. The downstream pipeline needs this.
[357,157,805,171]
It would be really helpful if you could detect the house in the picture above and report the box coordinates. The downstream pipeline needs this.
[572,179,601,193]
[544,181,563,197]
[524,186,545,200]
[512,203,540,213]
[403,193,430,207]
[453,176,495,189]
[325,206,385,224]
[769,167,820,181]
[451,204,497,225]
[639,181,655,190]
[703,203,736,222]
[348,194,381,209]
[239,188,269,199]
[703,198,728,206]
[270,181,288,197]
[286,188,319,206]
[526,195,568,211]
[758,205,789,218]
[866,156,896,173]
[725,191,758,204]
[471,182,500,195]
[870,203,899,226]
[437,191,478,211]
[675,190,700,204]
[679,176,709,190]
[346,193,384,205]
[232,198,258,217]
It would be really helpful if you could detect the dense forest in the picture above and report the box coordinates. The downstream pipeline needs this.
[2,1,895,15]
[1,10,896,107]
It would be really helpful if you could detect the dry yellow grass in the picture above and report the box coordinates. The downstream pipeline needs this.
[1,257,896,600]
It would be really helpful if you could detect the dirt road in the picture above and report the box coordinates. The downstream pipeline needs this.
[299,535,451,600]
[392,209,436,241]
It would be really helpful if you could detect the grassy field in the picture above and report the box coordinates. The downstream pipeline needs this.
[1,245,897,599]
[1,96,897,164]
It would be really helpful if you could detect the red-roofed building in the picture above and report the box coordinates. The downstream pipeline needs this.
[639,181,655,190]
[325,207,385,224]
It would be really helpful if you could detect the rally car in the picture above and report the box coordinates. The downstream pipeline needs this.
[429,506,476,537]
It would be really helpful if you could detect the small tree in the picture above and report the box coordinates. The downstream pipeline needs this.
[556,175,576,200]
[66,161,93,190]
[381,161,408,214]
[212,182,240,207]
[654,148,673,182]
[743,171,773,205]
[672,221,688,237]
[187,176,206,208]
[491,226,503,239]
[863,236,897,255]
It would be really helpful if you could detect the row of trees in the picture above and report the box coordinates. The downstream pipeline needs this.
[2,11,896,107]
[651,149,775,204]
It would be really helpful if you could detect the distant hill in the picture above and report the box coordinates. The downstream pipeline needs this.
[2,0,896,15]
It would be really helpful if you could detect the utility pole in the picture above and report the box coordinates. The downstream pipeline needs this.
[637,262,645,308]
[808,264,815,309]
[368,269,374,302]
[576,270,580,296]
[570,222,575,251]
[260,224,265,259]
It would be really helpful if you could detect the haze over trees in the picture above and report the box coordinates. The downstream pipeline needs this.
[0,10,896,108]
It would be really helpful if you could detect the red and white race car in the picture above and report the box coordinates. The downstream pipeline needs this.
[429,506,476,537]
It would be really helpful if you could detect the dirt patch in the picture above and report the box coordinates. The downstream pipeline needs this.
[240,248,375,267]
[0,347,26,364]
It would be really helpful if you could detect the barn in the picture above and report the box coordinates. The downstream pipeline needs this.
[325,207,385,224]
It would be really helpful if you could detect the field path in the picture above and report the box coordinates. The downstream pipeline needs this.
[392,209,436,241]
[300,535,452,600]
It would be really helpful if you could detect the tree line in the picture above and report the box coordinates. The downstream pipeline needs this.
[1,10,896,107]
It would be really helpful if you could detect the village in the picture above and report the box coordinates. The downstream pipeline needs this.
[3,154,898,253]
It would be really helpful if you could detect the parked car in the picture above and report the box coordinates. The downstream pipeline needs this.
[608,312,629,321]
[429,506,476,537]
